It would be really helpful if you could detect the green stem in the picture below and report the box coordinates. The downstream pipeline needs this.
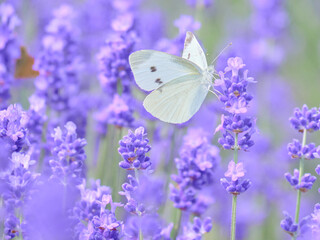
[292,129,307,239]
[231,195,238,240]
[173,209,182,240]
[134,169,143,240]
[231,133,239,240]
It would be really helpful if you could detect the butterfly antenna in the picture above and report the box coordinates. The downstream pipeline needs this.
[211,42,232,65]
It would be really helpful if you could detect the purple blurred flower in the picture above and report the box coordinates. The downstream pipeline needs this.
[23,179,77,240]
[97,31,137,95]
[170,128,219,212]
[118,126,151,170]
[316,165,320,175]
[311,203,320,239]
[49,121,87,185]
[174,15,201,35]
[185,0,213,8]
[124,214,172,240]
[285,169,316,192]
[95,95,135,134]
[174,128,220,189]
[156,15,201,56]
[34,4,82,112]
[289,105,320,133]
[178,217,212,240]
[0,3,20,109]
[119,174,165,215]
[27,94,47,145]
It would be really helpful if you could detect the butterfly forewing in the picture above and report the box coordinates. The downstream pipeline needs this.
[129,50,202,91]
[182,32,208,70]
[143,75,209,124]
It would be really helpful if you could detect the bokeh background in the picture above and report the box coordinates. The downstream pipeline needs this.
[1,0,320,239]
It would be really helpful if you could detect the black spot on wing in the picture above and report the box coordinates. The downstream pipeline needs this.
[150,66,157,72]
[155,78,163,85]
[187,53,191,60]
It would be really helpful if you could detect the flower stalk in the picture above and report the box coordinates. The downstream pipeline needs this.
[293,128,307,239]
[231,133,239,240]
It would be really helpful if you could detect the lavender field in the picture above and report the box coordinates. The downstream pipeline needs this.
[1,0,320,239]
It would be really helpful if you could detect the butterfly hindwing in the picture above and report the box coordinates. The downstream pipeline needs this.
[129,50,202,91]
[182,31,208,70]
[143,75,209,124]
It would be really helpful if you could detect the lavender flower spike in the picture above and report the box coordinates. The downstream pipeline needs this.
[118,126,151,170]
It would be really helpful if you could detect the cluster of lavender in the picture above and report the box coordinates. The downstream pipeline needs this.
[214,57,256,239]
[0,3,20,109]
[118,127,172,239]
[33,4,89,138]
[281,105,320,239]
[74,180,122,240]
[34,5,81,112]
[169,128,218,238]
[94,2,139,136]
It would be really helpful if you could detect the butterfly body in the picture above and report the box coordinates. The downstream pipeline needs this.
[129,32,213,124]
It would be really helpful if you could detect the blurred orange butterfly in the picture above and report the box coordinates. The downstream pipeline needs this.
[14,46,39,79]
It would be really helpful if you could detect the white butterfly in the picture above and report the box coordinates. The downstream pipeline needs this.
[129,31,215,124]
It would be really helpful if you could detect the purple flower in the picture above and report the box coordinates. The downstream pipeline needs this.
[214,58,255,114]
[0,3,20,109]
[285,169,316,192]
[97,31,137,95]
[118,126,151,170]
[49,121,87,185]
[156,15,201,56]
[27,94,47,145]
[95,95,135,134]
[287,139,317,160]
[124,214,172,240]
[23,179,77,240]
[4,214,20,239]
[75,180,122,240]
[218,129,255,151]
[73,179,112,228]
[1,152,39,239]
[174,15,201,35]
[120,174,165,215]
[220,178,251,195]
[0,104,29,152]
[224,161,245,181]
[289,105,320,133]
[174,128,220,189]
[34,4,82,112]
[280,212,310,237]
[169,182,197,210]
[178,217,212,240]
[315,165,320,175]
[311,203,320,239]
[280,212,298,236]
